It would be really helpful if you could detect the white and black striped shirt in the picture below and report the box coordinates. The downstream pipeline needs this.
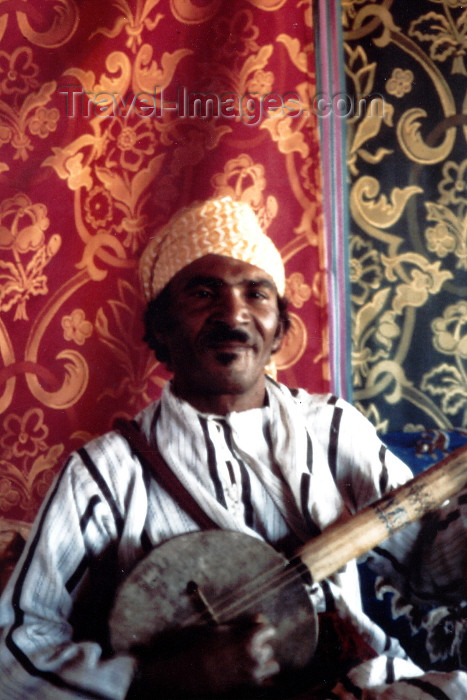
[0,378,466,698]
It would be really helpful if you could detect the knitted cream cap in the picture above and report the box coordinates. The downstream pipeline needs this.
[139,196,285,301]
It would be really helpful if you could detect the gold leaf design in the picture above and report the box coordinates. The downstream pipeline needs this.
[382,253,453,313]
[0,316,16,414]
[11,0,79,48]
[62,309,93,346]
[260,105,309,158]
[0,193,61,320]
[90,0,164,53]
[349,3,401,48]
[351,177,423,229]
[43,138,97,191]
[285,272,312,309]
[431,301,467,358]
[1,408,47,460]
[344,44,377,101]
[0,408,65,512]
[247,0,287,9]
[409,7,467,75]
[276,34,309,73]
[353,287,392,350]
[0,80,58,162]
[75,234,127,281]
[397,108,456,164]
[349,99,394,175]
[386,68,414,97]
[350,234,384,305]
[170,0,286,24]
[95,280,158,410]
[421,364,467,418]
[170,0,222,24]
[425,202,467,268]
[65,53,131,96]
[25,350,89,410]
[210,154,277,232]
[133,44,193,93]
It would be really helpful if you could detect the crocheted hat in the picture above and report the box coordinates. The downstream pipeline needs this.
[139,196,285,301]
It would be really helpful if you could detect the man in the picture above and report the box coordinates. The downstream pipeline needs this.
[0,196,466,698]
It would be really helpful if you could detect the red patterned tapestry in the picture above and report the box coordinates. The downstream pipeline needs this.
[0,0,327,523]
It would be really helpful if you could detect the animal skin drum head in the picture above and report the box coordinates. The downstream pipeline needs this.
[110,530,318,679]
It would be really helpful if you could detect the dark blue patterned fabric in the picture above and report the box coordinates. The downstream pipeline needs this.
[360,431,467,670]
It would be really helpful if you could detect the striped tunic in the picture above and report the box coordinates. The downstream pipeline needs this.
[0,378,466,698]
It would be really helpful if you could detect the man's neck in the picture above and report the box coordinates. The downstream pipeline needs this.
[172,381,268,415]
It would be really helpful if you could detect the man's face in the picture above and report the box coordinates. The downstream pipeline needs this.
[156,254,284,413]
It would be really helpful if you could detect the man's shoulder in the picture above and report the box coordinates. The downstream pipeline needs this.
[271,380,370,430]
[272,379,348,410]
[72,399,161,467]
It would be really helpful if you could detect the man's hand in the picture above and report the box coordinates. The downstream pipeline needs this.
[135,614,280,696]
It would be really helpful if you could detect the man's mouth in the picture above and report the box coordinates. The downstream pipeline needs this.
[203,327,254,353]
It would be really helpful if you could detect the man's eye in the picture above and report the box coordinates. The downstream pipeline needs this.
[193,289,213,298]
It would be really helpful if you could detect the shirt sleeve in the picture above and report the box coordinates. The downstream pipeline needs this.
[0,444,140,700]
[307,393,413,512]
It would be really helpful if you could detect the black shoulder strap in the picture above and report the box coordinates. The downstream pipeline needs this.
[113,417,220,531]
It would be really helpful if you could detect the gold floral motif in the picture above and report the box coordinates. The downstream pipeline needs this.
[0,0,79,48]
[409,4,467,75]
[0,442,64,516]
[0,193,61,320]
[0,80,58,162]
[44,111,165,254]
[431,301,467,357]
[260,81,312,159]
[0,477,20,512]
[350,235,384,305]
[84,187,114,229]
[62,310,93,346]
[28,106,59,138]
[421,301,467,421]
[0,406,65,513]
[0,47,39,98]
[90,0,164,53]
[424,159,467,269]
[214,10,260,61]
[276,34,312,74]
[382,253,453,313]
[45,43,199,257]
[342,0,375,26]
[352,286,392,387]
[374,310,400,351]
[210,154,278,232]
[105,120,156,173]
[1,408,47,460]
[438,159,467,205]
[170,0,286,25]
[385,68,414,97]
[299,155,322,197]
[247,69,274,95]
[95,280,159,411]
[285,272,312,309]
[352,177,422,230]
[345,44,395,175]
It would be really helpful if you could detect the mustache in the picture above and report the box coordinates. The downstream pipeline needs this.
[202,325,252,346]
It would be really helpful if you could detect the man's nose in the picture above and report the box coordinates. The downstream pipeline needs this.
[211,289,249,326]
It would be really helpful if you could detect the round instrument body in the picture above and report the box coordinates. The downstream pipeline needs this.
[110,530,317,673]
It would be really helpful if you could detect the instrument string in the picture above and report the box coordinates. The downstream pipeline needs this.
[182,554,312,628]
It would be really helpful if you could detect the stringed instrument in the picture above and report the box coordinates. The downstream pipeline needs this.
[109,444,467,697]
